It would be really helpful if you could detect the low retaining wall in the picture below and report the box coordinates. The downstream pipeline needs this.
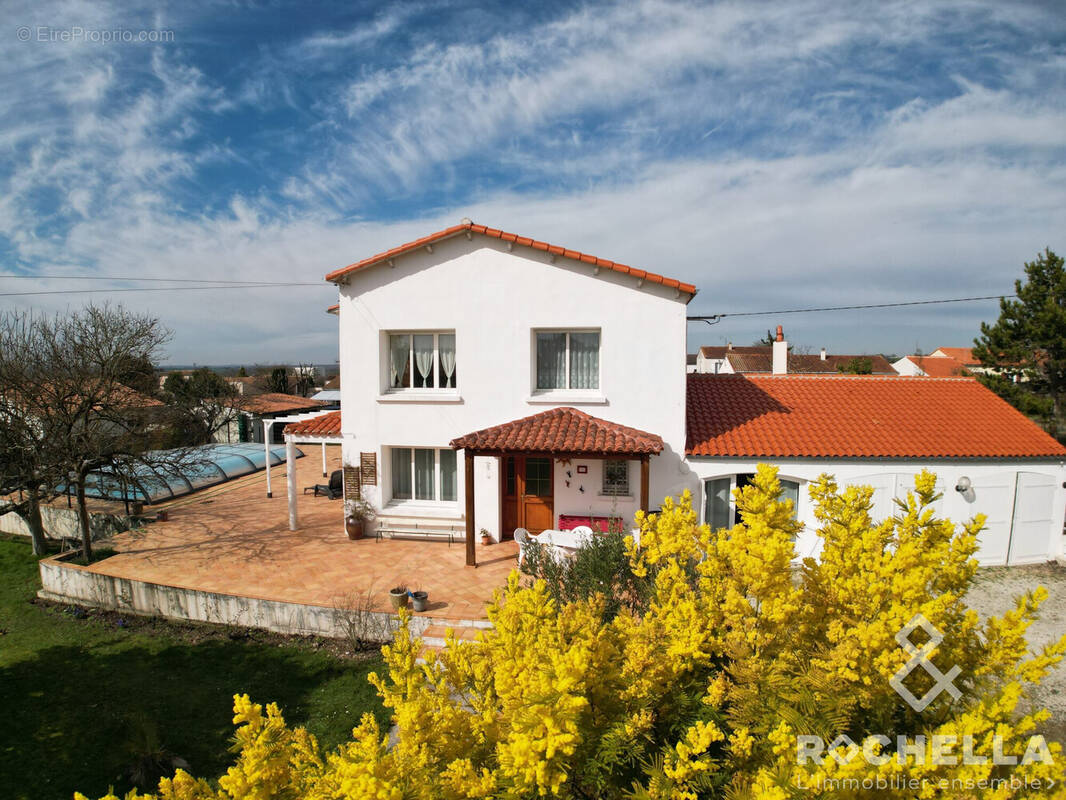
[0,503,135,542]
[36,556,457,640]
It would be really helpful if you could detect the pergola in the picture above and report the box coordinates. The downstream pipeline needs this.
[272,410,343,531]
[450,406,664,568]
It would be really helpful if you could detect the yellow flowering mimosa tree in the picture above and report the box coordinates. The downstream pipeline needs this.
[78,466,1066,799]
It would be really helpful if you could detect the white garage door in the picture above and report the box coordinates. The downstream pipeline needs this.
[1008,472,1057,565]
[968,473,1016,566]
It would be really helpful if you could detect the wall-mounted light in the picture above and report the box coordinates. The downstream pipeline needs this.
[955,476,975,503]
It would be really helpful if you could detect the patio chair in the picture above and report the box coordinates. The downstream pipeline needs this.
[514,527,530,564]
[305,469,343,499]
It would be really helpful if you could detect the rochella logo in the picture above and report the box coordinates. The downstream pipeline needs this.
[889,613,962,712]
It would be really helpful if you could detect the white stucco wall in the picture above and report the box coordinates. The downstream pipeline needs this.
[687,457,1066,566]
[892,356,923,376]
[336,233,691,540]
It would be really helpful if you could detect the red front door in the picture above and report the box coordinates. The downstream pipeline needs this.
[501,456,554,536]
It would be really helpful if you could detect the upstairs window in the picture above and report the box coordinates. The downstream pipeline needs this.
[535,330,600,390]
[388,332,457,390]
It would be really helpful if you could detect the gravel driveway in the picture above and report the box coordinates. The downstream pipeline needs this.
[966,562,1066,742]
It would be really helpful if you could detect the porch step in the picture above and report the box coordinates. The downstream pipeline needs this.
[376,515,466,544]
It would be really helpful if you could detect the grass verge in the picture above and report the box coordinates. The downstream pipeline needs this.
[0,535,387,800]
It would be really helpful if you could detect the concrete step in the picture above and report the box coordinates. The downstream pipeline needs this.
[420,623,487,648]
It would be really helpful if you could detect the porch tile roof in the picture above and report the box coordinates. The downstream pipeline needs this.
[450,407,664,456]
[285,410,341,436]
[324,220,697,297]
[243,393,327,415]
[686,374,1066,459]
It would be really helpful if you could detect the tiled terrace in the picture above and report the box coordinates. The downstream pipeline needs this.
[78,446,518,622]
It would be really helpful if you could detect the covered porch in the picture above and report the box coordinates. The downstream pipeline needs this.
[450,406,664,567]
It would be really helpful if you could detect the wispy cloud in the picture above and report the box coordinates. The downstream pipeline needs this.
[0,0,1063,361]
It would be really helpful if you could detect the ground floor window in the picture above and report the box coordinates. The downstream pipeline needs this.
[391,447,457,502]
[703,474,800,528]
[602,459,630,496]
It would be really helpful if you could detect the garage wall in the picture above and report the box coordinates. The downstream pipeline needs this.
[685,458,1066,565]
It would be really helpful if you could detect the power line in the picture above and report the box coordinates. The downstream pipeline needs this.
[687,294,1013,324]
[0,283,327,298]
[0,275,324,285]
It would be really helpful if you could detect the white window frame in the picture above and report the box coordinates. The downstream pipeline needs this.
[701,473,802,527]
[388,447,459,506]
[601,459,631,497]
[530,328,603,397]
[385,331,457,393]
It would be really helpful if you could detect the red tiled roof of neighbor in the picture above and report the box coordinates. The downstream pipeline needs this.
[724,352,896,375]
[326,303,339,315]
[905,355,970,377]
[324,221,698,297]
[285,410,341,436]
[451,407,664,455]
[243,393,327,415]
[686,374,1066,459]
[934,347,977,364]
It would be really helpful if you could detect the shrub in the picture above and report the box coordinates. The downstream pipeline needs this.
[520,526,654,620]
[77,466,1066,799]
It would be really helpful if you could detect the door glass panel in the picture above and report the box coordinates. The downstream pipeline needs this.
[392,448,412,500]
[440,449,457,502]
[524,457,552,496]
[704,477,731,530]
[414,449,436,500]
[733,473,755,525]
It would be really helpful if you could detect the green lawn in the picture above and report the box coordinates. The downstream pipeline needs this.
[0,536,388,800]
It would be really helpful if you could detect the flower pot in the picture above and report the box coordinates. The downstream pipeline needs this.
[480,534,491,546]
[389,589,409,611]
[411,591,428,612]
[345,516,364,541]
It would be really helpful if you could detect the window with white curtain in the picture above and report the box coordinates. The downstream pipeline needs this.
[387,331,457,390]
[535,330,600,390]
[390,447,458,503]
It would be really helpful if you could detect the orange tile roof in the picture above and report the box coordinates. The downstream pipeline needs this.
[243,393,327,415]
[285,410,341,437]
[934,347,977,364]
[686,374,1066,459]
[324,221,697,297]
[451,407,664,455]
[904,355,969,377]
[326,303,339,315]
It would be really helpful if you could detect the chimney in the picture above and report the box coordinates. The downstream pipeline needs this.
[820,347,827,361]
[772,325,787,374]
[727,341,733,350]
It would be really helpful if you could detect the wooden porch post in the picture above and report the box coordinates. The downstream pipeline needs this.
[465,449,477,567]
[639,455,650,513]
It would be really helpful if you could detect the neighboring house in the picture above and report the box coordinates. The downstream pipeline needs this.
[686,374,1066,566]
[892,349,975,377]
[686,353,698,373]
[327,219,695,557]
[695,330,895,375]
[225,376,264,396]
[216,392,326,444]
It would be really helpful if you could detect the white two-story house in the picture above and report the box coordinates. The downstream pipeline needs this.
[324,220,696,565]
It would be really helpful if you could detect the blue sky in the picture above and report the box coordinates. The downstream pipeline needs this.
[2,0,1065,364]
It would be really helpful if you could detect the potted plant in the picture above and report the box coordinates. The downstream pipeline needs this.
[480,528,492,546]
[389,585,409,611]
[411,589,428,612]
[345,498,376,541]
